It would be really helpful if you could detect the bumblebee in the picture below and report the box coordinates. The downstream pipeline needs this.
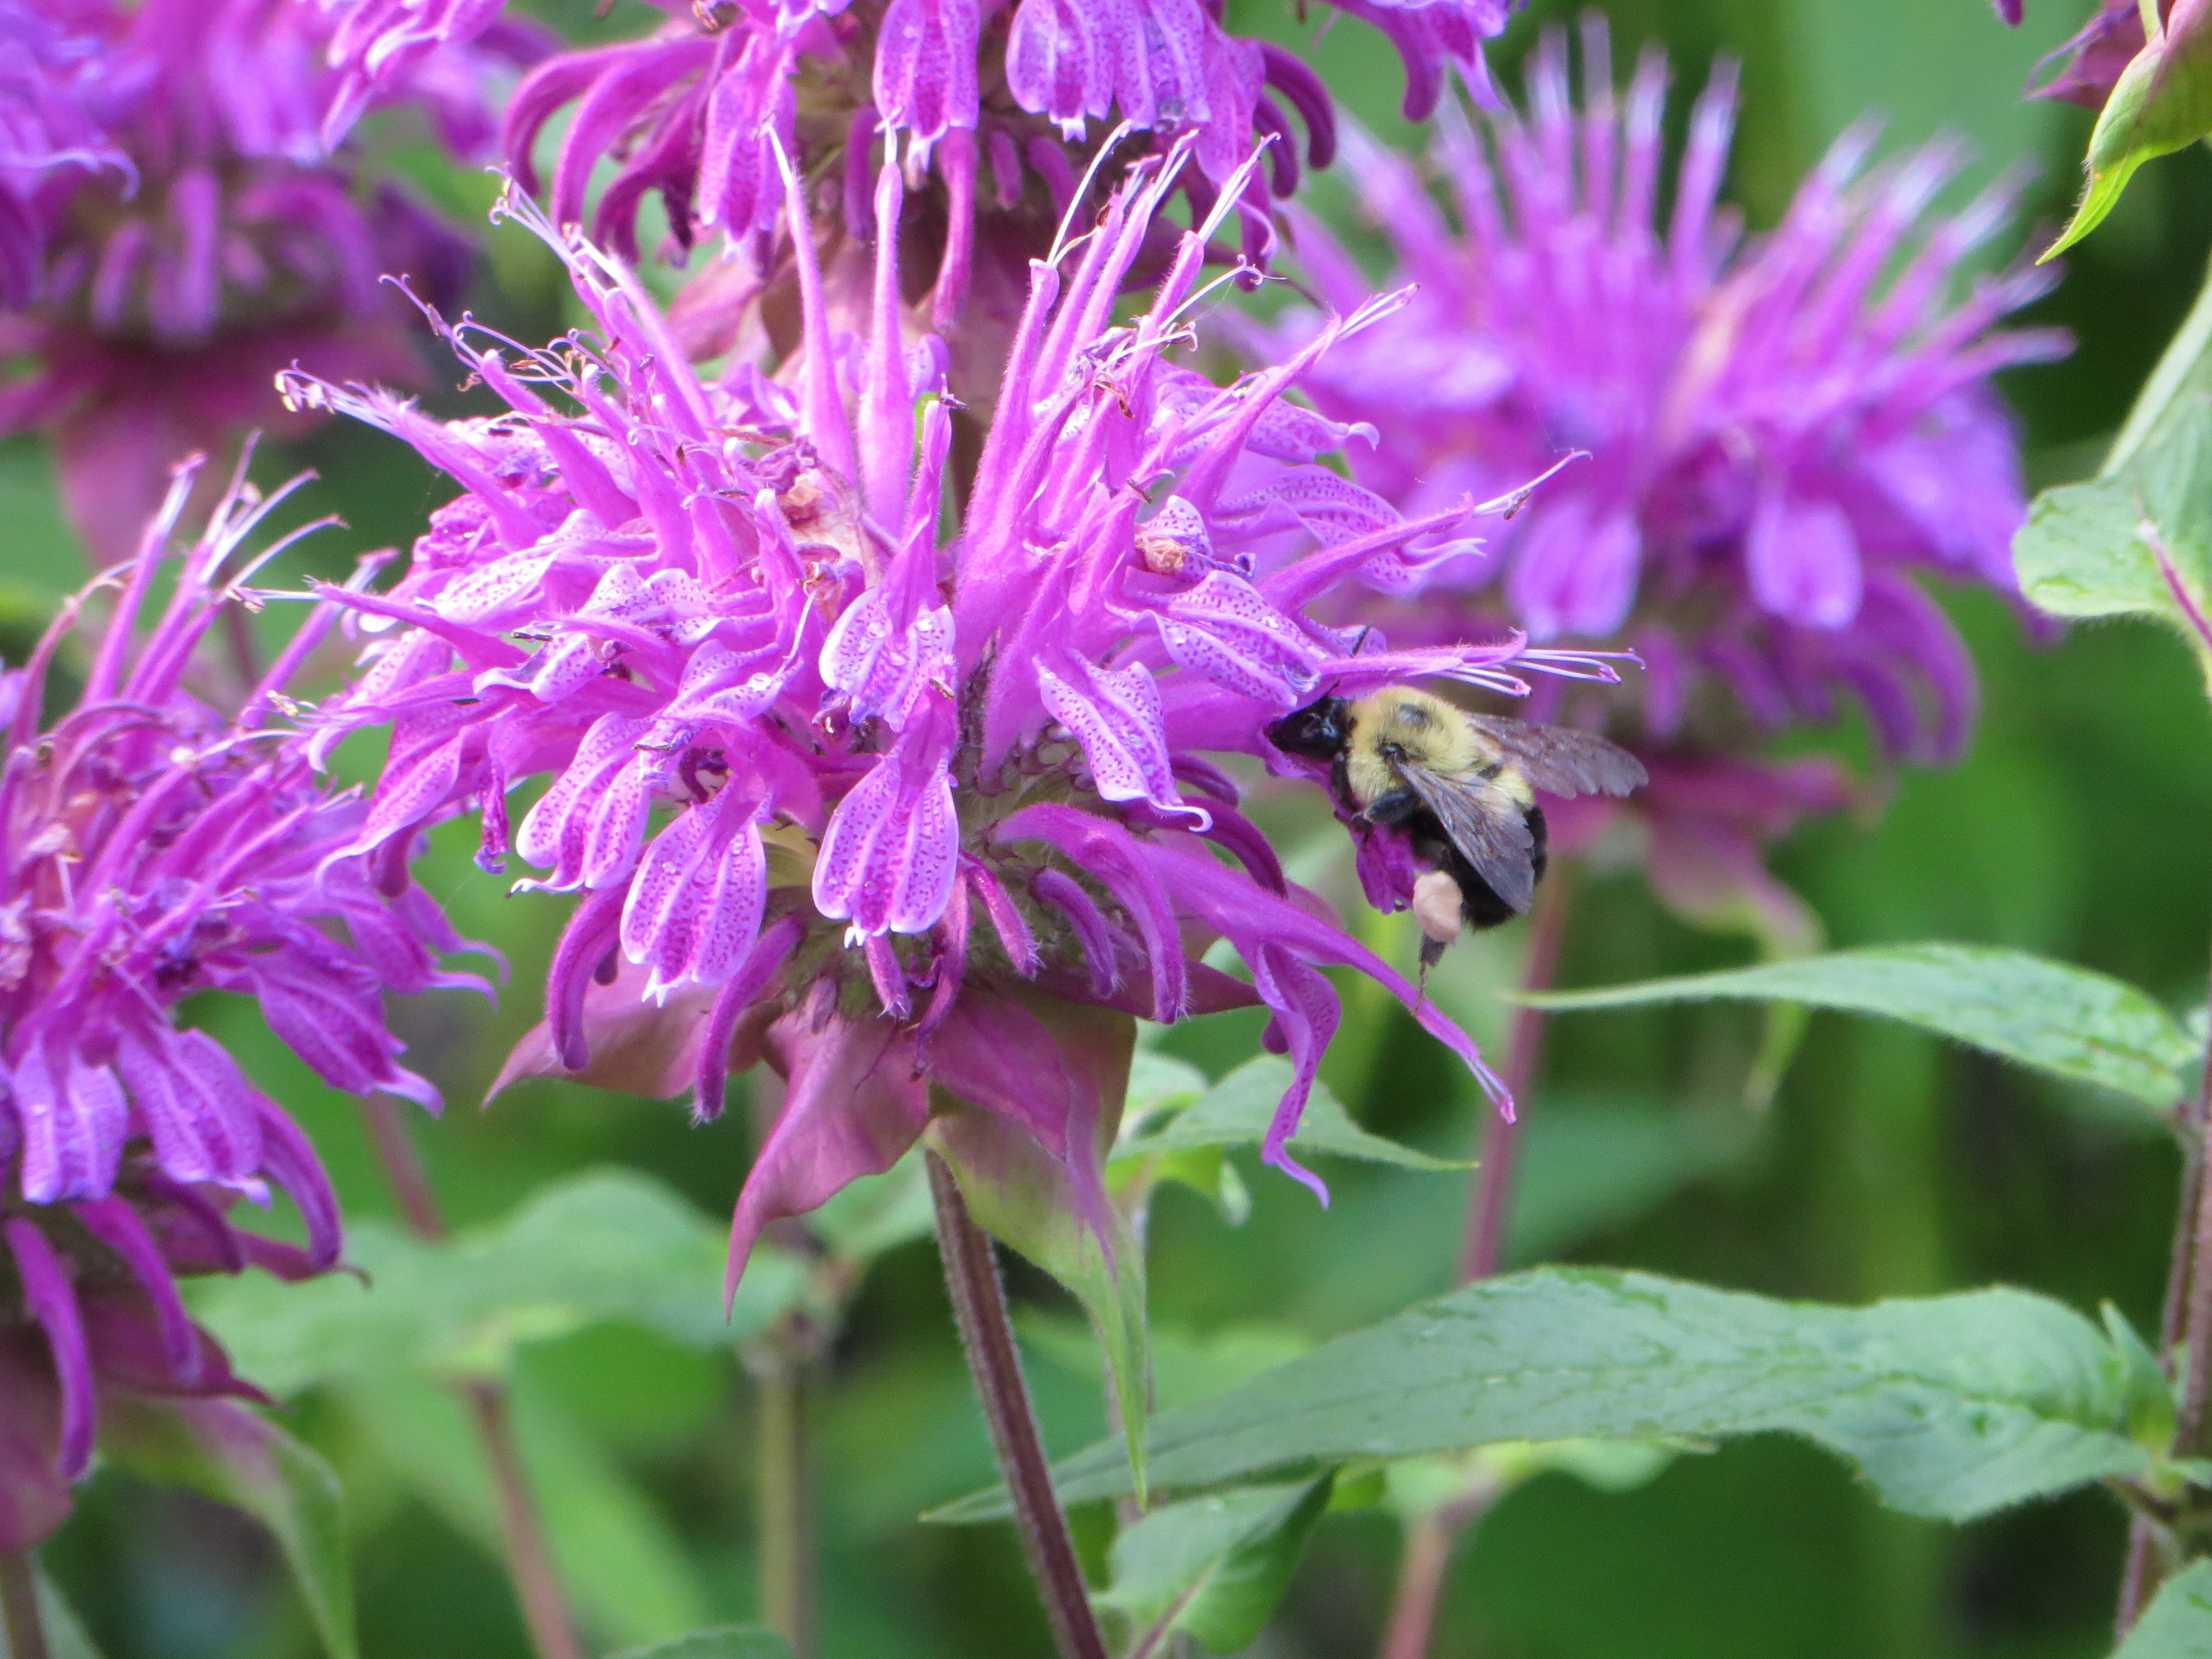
[1266,687,1646,965]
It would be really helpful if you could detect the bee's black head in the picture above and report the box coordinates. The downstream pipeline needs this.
[1265,695,1351,760]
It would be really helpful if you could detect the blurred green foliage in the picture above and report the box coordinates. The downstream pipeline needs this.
[19,0,2212,1656]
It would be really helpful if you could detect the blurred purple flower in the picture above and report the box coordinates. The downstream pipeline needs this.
[461,0,1520,343]
[0,455,482,1551]
[0,0,133,309]
[0,0,538,566]
[1254,20,2066,940]
[287,145,1621,1299]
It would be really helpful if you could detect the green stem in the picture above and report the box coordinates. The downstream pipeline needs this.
[753,1325,816,1658]
[927,1152,1110,1659]
[0,1554,48,1659]
[359,1097,584,1659]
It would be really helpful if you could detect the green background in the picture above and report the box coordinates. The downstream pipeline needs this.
[15,0,2212,1655]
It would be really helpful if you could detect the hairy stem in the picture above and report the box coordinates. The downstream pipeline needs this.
[928,1152,1110,1659]
[359,1097,584,1659]
[2119,950,2212,1635]
[0,1553,49,1659]
[1382,877,1576,1659]
[753,1326,817,1658]
[2172,1106,2212,1462]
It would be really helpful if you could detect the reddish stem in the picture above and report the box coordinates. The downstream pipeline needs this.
[1382,873,1575,1659]
[1458,868,1576,1285]
[0,1553,49,1659]
[1378,1514,1455,1659]
[2115,942,2212,1636]
[928,1152,1111,1659]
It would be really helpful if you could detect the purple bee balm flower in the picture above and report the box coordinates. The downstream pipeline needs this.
[0,0,537,566]
[1249,20,2067,939]
[482,0,1521,345]
[0,454,482,1551]
[287,144,1621,1307]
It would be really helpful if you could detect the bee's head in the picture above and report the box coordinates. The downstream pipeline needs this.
[1265,695,1351,760]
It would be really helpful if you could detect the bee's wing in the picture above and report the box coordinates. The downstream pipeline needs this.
[1393,760,1540,914]
[1467,716,1648,798]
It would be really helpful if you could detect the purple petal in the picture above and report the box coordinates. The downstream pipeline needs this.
[0,1329,73,1553]
[1007,0,1116,137]
[623,787,770,995]
[1251,944,1340,1203]
[1507,496,1643,641]
[5,1219,93,1481]
[73,1198,202,1383]
[1033,868,1122,998]
[874,0,981,145]
[1038,656,1208,827]
[692,915,804,1124]
[812,700,960,936]
[1747,489,1862,630]
[116,1029,266,1188]
[251,1097,345,1269]
[13,1048,127,1203]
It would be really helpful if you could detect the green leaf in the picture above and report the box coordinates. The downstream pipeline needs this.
[1124,1048,1211,1127]
[2112,250,2212,476]
[1021,1315,1314,1414]
[99,1398,355,1659]
[1101,1478,1331,1655]
[2046,9,2212,258]
[2117,1562,2212,1658]
[2105,1303,2179,1450]
[191,1169,808,1392]
[1522,943,2194,1111]
[938,1267,2155,1525]
[339,1368,712,1650]
[1111,1056,1466,1173]
[606,1630,797,1659]
[2016,254,2212,668]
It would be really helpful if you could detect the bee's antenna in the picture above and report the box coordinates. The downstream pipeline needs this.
[1352,624,1375,656]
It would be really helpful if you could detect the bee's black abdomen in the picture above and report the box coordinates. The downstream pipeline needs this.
[1448,847,1520,930]
[1528,802,1549,887]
